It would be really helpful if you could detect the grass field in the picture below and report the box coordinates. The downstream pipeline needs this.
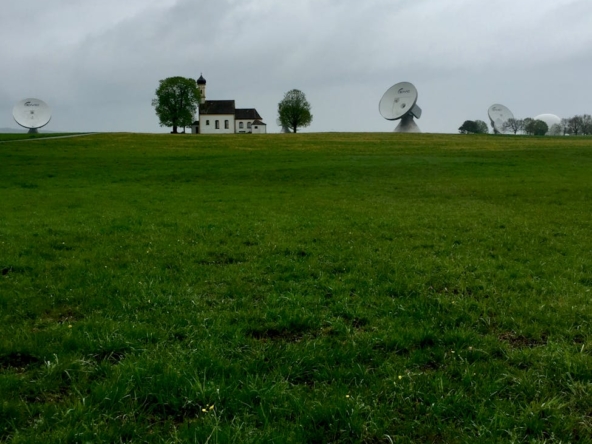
[1,132,592,443]
[0,133,84,142]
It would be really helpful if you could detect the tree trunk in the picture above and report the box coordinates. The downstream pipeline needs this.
[172,125,178,134]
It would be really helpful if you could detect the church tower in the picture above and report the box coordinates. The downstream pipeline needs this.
[197,74,206,104]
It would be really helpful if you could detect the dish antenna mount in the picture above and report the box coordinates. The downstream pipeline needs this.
[13,98,52,134]
[379,82,422,133]
[276,118,290,133]
[488,104,514,134]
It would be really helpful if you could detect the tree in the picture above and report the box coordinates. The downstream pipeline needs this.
[152,77,201,134]
[459,120,487,134]
[459,120,477,134]
[549,123,563,136]
[523,118,534,135]
[532,120,549,136]
[502,118,524,135]
[581,114,592,135]
[475,120,489,134]
[567,115,584,136]
[278,89,312,133]
[560,118,571,135]
[524,119,548,136]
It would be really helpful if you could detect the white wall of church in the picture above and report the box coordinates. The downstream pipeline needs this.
[252,124,267,134]
[200,115,235,134]
[235,119,255,133]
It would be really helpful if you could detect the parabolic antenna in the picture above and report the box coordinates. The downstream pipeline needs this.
[13,98,51,134]
[488,104,514,134]
[534,114,561,134]
[379,82,422,133]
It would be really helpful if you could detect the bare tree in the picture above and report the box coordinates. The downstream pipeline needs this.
[502,118,524,135]
[567,115,584,136]
[549,124,563,136]
[581,114,592,135]
[560,118,571,135]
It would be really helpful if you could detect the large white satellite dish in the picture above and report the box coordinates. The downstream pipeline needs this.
[379,82,422,133]
[488,104,514,134]
[13,98,51,134]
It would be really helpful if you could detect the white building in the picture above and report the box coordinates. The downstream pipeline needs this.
[191,75,266,134]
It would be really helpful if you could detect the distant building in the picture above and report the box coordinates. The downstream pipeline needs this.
[191,74,266,134]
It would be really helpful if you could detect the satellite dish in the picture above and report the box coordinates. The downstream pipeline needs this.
[488,104,514,134]
[276,118,290,133]
[379,82,422,133]
[13,98,51,134]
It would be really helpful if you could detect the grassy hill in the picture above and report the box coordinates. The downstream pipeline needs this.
[1,132,592,442]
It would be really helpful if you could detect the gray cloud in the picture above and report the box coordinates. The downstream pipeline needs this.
[1,0,591,133]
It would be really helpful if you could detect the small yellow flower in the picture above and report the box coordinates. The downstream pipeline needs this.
[202,408,207,413]
[209,405,214,410]
[346,394,350,398]
[68,325,72,328]
[398,375,402,380]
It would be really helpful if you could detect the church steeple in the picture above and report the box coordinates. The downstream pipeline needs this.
[197,74,206,104]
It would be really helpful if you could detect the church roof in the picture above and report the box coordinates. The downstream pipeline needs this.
[252,120,266,126]
[197,74,206,85]
[235,108,262,120]
[200,100,235,115]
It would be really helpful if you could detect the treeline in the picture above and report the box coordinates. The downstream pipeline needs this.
[503,115,592,136]
[459,115,592,135]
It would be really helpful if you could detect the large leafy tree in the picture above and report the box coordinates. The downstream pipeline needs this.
[278,89,312,133]
[152,77,201,134]
[458,120,487,134]
[474,120,489,134]
[524,119,548,136]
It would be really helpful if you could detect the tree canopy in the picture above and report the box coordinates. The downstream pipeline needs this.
[524,119,548,136]
[278,89,312,133]
[152,77,201,134]
[459,120,488,134]
[474,120,489,134]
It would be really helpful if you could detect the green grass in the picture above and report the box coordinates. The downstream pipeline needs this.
[0,133,83,142]
[1,132,592,443]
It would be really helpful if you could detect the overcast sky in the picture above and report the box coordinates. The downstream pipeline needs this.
[1,0,591,133]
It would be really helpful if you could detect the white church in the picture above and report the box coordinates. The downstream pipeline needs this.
[191,75,267,134]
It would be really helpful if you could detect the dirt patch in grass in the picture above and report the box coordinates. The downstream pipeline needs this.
[0,352,43,372]
[498,331,548,348]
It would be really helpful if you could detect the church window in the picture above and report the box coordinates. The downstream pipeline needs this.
[206,120,210,126]
[247,122,252,129]
[225,120,229,129]
[239,122,244,129]
[215,120,220,129]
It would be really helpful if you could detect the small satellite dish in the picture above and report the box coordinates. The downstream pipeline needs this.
[488,104,514,134]
[13,98,51,134]
[379,82,422,133]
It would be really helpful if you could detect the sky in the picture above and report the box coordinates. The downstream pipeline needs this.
[1,0,591,134]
